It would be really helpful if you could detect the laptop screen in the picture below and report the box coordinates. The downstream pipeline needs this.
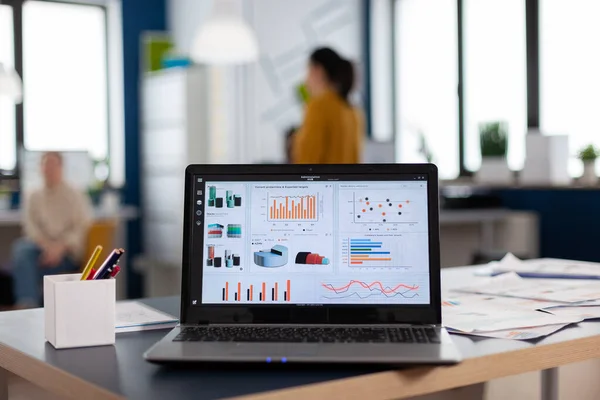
[190,173,430,307]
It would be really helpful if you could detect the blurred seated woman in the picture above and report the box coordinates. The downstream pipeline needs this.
[292,47,364,164]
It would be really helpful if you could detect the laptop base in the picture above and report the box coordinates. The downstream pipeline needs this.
[144,326,462,365]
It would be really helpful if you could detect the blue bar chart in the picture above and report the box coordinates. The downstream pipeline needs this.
[349,239,391,265]
[340,237,412,269]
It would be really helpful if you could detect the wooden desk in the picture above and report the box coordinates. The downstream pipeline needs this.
[1,266,599,400]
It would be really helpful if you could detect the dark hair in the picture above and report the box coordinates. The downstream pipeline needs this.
[309,47,354,103]
[337,58,354,102]
[285,126,297,164]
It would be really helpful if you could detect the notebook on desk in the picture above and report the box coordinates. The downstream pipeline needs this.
[115,301,178,333]
[144,164,462,365]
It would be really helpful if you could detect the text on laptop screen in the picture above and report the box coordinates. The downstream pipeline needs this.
[192,176,430,306]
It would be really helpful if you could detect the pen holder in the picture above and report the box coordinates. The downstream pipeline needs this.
[44,273,115,349]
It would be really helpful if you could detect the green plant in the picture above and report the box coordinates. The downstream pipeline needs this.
[578,145,600,163]
[418,131,434,163]
[296,83,310,105]
[479,121,508,158]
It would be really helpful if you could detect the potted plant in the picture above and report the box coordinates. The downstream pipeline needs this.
[296,83,310,105]
[475,121,512,184]
[418,131,434,163]
[577,144,599,186]
[0,184,11,210]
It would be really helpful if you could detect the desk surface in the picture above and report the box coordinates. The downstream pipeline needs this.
[1,266,600,400]
[438,208,514,224]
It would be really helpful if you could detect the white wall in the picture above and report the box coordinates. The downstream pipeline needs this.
[167,0,213,55]
[167,0,364,163]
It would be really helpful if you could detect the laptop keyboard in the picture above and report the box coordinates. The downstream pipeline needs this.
[173,326,440,344]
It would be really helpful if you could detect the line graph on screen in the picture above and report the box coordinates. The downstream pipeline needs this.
[320,280,422,302]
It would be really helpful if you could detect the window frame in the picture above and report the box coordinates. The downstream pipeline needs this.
[0,0,110,182]
[372,0,540,178]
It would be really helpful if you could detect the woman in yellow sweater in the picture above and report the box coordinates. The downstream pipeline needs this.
[292,48,363,164]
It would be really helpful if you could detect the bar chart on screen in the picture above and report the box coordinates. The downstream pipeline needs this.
[218,279,292,303]
[340,237,411,269]
[268,194,318,222]
[251,184,334,232]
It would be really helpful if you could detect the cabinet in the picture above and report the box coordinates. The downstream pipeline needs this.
[141,67,210,266]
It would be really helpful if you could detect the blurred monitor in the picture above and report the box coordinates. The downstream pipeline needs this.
[20,150,94,194]
[363,140,395,163]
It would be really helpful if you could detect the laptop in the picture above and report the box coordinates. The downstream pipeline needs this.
[144,164,462,364]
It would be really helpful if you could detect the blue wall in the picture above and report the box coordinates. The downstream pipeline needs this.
[499,189,600,262]
[122,0,167,297]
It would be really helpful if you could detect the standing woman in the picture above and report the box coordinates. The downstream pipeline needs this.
[292,47,364,164]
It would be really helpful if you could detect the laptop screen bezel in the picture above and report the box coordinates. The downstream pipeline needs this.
[180,164,441,325]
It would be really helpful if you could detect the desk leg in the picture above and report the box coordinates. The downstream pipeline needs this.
[0,367,8,400]
[541,368,559,400]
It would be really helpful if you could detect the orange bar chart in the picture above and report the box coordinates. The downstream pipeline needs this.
[221,281,292,302]
[268,195,317,221]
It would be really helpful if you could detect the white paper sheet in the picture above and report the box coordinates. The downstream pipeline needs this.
[544,305,600,321]
[454,272,600,303]
[448,323,568,340]
[444,292,561,311]
[493,254,600,278]
[442,294,581,333]
[115,301,178,333]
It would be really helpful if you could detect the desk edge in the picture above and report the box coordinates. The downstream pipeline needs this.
[0,342,124,400]
[227,333,600,400]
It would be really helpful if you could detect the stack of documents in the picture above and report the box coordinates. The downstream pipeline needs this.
[485,253,600,280]
[444,254,600,340]
[115,301,178,333]
[442,292,582,340]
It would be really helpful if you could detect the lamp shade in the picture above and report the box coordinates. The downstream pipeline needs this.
[0,64,23,104]
[191,14,259,65]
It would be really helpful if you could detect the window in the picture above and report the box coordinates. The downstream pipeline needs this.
[540,0,600,177]
[369,0,393,142]
[463,0,527,172]
[0,5,16,172]
[22,1,108,161]
[394,0,459,179]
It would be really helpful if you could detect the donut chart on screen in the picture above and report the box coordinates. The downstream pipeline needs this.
[295,252,330,265]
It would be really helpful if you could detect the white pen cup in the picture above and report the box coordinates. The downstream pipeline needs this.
[44,273,115,349]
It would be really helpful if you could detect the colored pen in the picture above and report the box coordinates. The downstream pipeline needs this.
[81,245,103,280]
[103,262,120,279]
[102,250,125,279]
[93,249,124,280]
[86,268,97,280]
[110,265,121,278]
